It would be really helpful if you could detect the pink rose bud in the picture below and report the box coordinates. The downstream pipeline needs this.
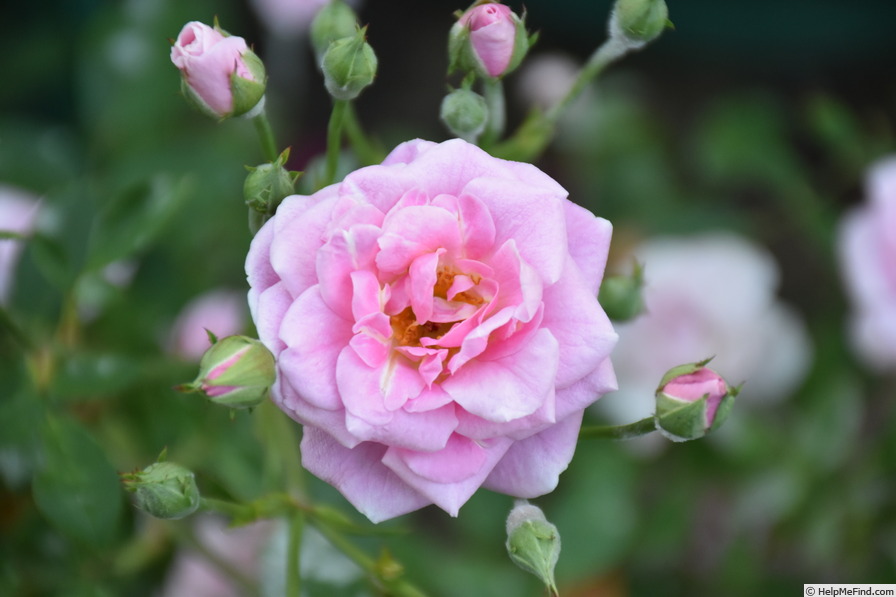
[654,361,737,441]
[449,1,531,78]
[177,335,276,410]
[170,21,266,120]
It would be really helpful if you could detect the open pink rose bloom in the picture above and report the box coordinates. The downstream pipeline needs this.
[246,139,617,522]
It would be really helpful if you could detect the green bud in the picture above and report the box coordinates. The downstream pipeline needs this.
[440,87,489,141]
[654,359,738,442]
[122,460,200,520]
[321,28,378,101]
[177,335,276,410]
[244,148,301,218]
[598,261,645,321]
[610,0,670,48]
[505,501,560,596]
[310,0,359,64]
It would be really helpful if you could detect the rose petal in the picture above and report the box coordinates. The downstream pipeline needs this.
[382,434,513,516]
[344,403,458,451]
[483,410,584,497]
[301,428,431,523]
[542,255,618,388]
[442,328,559,422]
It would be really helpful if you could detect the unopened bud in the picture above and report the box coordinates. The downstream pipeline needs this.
[654,360,737,442]
[122,459,200,520]
[170,20,267,120]
[449,1,532,79]
[321,27,378,101]
[598,261,645,321]
[310,0,359,64]
[440,87,489,141]
[505,501,560,596]
[244,148,301,217]
[177,335,276,410]
[609,0,670,49]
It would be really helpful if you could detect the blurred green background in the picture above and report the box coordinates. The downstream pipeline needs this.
[2,1,896,595]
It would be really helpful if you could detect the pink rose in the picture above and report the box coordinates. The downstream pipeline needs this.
[170,21,265,119]
[246,138,617,522]
[839,156,896,370]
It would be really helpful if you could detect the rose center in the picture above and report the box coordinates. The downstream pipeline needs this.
[390,268,484,347]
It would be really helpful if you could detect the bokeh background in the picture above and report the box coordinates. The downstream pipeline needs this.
[3,0,896,595]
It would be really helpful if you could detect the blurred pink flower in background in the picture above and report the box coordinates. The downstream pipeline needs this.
[0,185,40,305]
[247,138,617,522]
[249,0,330,38]
[598,233,811,427]
[161,516,272,597]
[839,156,896,371]
[168,290,247,360]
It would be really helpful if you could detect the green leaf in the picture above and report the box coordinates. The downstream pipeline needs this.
[32,415,123,549]
[86,174,192,270]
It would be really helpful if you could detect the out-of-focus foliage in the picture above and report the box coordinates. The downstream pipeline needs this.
[2,0,896,596]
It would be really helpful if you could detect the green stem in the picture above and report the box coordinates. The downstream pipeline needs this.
[323,99,350,188]
[494,36,634,162]
[480,77,506,148]
[256,399,306,496]
[199,496,253,519]
[544,37,630,126]
[310,520,430,597]
[579,416,656,440]
[252,110,279,163]
[344,103,384,166]
[286,511,304,597]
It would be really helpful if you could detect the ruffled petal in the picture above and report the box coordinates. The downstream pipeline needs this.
[301,428,431,523]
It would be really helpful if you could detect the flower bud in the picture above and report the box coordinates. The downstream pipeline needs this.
[122,460,200,520]
[505,501,560,596]
[598,261,645,322]
[609,0,670,48]
[170,21,267,120]
[178,335,276,410]
[449,1,531,79]
[440,87,489,141]
[244,148,301,217]
[321,27,378,101]
[310,0,359,64]
[654,360,737,442]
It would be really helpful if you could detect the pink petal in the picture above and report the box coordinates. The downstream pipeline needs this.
[441,328,559,422]
[269,190,340,299]
[564,203,613,296]
[376,206,462,274]
[407,250,441,324]
[394,138,517,198]
[454,387,556,441]
[542,255,618,388]
[316,223,383,319]
[380,139,438,166]
[301,428,431,523]
[553,358,617,422]
[483,410,584,497]
[336,347,425,423]
[252,281,292,356]
[272,377,359,448]
[246,216,278,295]
[382,434,513,516]
[344,403,458,451]
[277,286,353,409]
[461,176,567,284]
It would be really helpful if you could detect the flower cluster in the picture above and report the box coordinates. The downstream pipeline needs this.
[247,138,617,521]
